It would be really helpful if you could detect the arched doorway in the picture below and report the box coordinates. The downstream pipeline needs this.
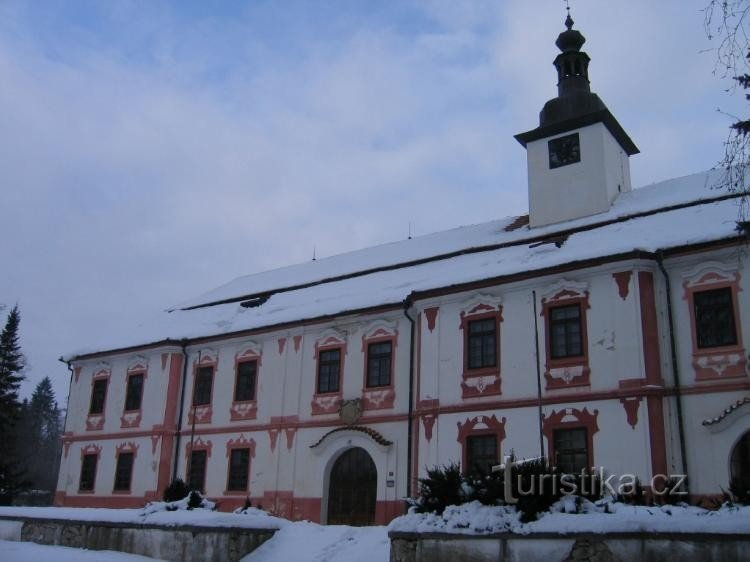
[326,447,377,525]
[730,431,750,495]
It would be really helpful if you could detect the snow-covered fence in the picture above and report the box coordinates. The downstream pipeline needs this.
[0,515,276,562]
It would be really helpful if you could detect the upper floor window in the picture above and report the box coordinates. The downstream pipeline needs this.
[317,348,341,394]
[466,434,498,475]
[694,287,738,349]
[89,379,108,415]
[227,448,251,491]
[113,452,134,491]
[549,304,583,359]
[124,373,144,412]
[193,366,214,406]
[234,360,257,402]
[553,427,588,474]
[366,341,392,388]
[188,449,207,492]
[467,318,497,369]
[79,454,98,492]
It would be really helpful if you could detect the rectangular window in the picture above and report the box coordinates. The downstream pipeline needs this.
[317,349,341,394]
[466,435,498,475]
[234,361,257,402]
[188,449,207,492]
[227,448,250,491]
[113,452,134,491]
[366,341,392,388]
[124,373,144,411]
[549,304,583,359]
[193,366,214,406]
[553,428,589,474]
[89,379,108,415]
[467,318,497,369]
[694,287,738,348]
[79,454,98,491]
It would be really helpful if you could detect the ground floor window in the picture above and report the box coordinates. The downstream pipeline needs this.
[79,454,98,491]
[465,434,498,475]
[113,452,134,492]
[188,449,208,492]
[553,427,589,474]
[227,448,250,491]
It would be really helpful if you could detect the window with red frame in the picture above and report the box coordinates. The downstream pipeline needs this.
[124,373,144,411]
[113,452,134,491]
[227,448,250,491]
[79,454,98,491]
[317,349,341,394]
[234,361,257,401]
[467,318,497,369]
[193,366,213,406]
[549,304,583,359]
[694,287,738,349]
[465,434,498,475]
[366,341,392,387]
[89,379,108,414]
[188,449,207,492]
[553,428,588,474]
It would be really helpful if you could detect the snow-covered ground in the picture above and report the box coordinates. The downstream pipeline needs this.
[241,521,389,562]
[0,540,167,562]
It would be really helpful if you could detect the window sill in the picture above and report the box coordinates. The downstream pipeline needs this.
[311,391,342,415]
[361,385,395,410]
[692,345,747,380]
[230,400,258,421]
[460,368,501,398]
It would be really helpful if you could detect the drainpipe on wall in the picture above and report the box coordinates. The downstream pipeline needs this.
[656,252,690,488]
[531,291,545,460]
[58,357,75,435]
[402,296,416,499]
[172,339,190,483]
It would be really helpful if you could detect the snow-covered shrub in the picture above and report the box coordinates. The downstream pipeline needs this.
[163,478,191,503]
[412,463,466,515]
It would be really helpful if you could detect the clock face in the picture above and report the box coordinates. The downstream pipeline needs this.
[548,132,581,169]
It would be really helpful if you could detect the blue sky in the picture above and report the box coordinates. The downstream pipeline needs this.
[0,0,743,404]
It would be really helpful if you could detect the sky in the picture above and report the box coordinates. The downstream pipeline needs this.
[0,0,745,406]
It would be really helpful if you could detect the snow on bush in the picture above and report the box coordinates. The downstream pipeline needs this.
[389,498,750,535]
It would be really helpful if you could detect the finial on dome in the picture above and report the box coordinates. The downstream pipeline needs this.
[565,13,574,31]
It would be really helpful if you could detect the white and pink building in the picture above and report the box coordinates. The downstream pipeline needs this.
[56,17,750,524]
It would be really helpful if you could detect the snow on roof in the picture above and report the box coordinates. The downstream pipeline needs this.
[172,170,725,311]
[68,170,744,360]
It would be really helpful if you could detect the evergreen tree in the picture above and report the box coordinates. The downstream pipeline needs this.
[22,377,63,492]
[0,306,26,504]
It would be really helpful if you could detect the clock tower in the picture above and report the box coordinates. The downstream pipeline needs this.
[515,13,639,228]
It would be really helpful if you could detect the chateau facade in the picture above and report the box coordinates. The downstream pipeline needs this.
[56,16,750,524]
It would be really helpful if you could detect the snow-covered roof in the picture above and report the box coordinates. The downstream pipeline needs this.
[68,170,745,360]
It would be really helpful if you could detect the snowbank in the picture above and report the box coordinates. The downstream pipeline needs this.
[0,504,287,530]
[388,499,750,535]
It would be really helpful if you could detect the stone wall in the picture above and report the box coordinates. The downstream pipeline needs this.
[0,515,275,562]
[389,531,750,562]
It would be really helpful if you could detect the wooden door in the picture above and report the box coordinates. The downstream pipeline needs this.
[326,447,377,525]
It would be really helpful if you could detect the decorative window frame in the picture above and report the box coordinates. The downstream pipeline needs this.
[188,348,218,425]
[361,320,398,410]
[682,262,746,381]
[86,363,111,431]
[456,414,506,474]
[230,343,262,422]
[112,442,139,494]
[78,444,102,494]
[185,437,212,492]
[458,294,503,398]
[540,280,591,390]
[542,407,599,470]
[121,356,149,429]
[311,329,347,415]
[224,434,256,495]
